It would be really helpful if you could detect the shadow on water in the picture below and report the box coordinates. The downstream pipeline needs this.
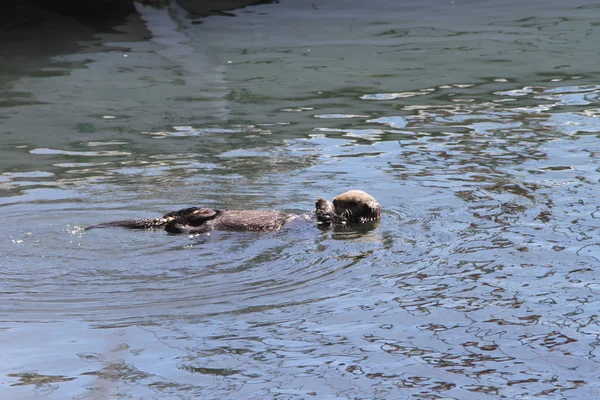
[2,0,600,399]
[0,1,135,81]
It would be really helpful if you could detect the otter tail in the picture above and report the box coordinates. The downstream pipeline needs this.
[85,207,216,231]
[85,218,169,231]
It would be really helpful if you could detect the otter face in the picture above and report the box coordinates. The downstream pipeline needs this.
[332,190,381,223]
[315,198,336,223]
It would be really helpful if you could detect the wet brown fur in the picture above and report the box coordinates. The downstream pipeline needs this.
[86,190,380,234]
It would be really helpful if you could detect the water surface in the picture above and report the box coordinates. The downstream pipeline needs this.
[2,0,600,398]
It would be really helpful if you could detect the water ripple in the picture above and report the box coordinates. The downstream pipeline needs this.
[4,2,600,397]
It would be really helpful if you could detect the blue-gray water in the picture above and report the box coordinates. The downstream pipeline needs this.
[2,0,600,398]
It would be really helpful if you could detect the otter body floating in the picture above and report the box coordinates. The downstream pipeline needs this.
[86,190,381,234]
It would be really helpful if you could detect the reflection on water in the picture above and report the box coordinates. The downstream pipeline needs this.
[2,0,600,399]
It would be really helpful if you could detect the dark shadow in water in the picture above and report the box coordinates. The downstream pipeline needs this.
[13,0,136,25]
[0,1,137,97]
[0,0,275,85]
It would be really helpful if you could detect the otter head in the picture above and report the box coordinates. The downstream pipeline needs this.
[332,190,381,224]
[315,198,336,223]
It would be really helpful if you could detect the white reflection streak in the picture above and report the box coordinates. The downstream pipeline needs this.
[134,0,229,119]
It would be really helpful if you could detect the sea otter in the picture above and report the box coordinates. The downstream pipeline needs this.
[86,190,381,234]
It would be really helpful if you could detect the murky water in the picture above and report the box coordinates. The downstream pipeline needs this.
[2,0,600,398]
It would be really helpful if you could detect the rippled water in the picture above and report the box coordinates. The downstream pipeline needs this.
[2,0,600,398]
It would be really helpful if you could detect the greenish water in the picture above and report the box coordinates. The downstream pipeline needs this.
[2,0,600,398]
